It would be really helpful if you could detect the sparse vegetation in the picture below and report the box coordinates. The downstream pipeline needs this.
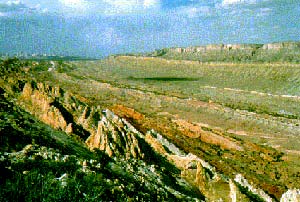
[2,43,300,201]
[149,43,300,63]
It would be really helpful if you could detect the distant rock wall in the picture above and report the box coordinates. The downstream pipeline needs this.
[262,42,300,50]
[165,42,300,54]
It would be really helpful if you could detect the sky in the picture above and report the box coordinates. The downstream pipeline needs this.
[0,0,299,58]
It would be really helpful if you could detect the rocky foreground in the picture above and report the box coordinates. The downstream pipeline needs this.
[1,57,300,201]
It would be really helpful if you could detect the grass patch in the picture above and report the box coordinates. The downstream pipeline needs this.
[128,76,200,82]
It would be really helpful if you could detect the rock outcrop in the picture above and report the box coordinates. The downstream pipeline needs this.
[19,81,144,159]
[20,82,67,131]
[262,42,300,50]
[166,42,300,54]
[0,143,200,201]
[86,109,144,159]
[144,129,290,202]
[280,189,300,202]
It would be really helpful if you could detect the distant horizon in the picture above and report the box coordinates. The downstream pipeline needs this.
[1,0,300,58]
[1,40,299,60]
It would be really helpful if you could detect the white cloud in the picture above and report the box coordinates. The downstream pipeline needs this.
[102,27,122,45]
[103,0,137,9]
[0,0,27,13]
[143,0,159,8]
[103,0,160,14]
[186,6,212,18]
[0,0,161,16]
[56,0,92,16]
[6,0,21,6]
[221,0,258,6]
[59,0,88,8]
[174,5,213,18]
[260,7,271,12]
[222,0,243,5]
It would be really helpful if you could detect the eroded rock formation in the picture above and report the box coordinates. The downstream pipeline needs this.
[19,81,144,159]
[14,81,300,201]
[85,109,144,159]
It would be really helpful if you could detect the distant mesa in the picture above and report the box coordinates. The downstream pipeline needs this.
[164,41,300,53]
[148,41,300,63]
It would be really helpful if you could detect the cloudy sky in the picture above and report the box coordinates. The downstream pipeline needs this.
[0,0,299,57]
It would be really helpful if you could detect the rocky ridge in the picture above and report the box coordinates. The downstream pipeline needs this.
[13,80,300,201]
[150,41,300,63]
[19,81,145,160]
[163,42,300,54]
[0,82,201,201]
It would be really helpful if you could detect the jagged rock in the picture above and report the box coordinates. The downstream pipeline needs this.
[20,82,67,131]
[86,110,144,159]
[173,119,243,151]
[229,179,251,202]
[146,130,231,201]
[146,130,277,202]
[19,82,145,159]
[56,173,68,187]
[229,179,238,202]
[65,123,73,133]
[280,189,300,202]
[234,174,274,202]
[11,80,300,201]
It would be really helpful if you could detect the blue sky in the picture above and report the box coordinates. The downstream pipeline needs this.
[0,0,299,58]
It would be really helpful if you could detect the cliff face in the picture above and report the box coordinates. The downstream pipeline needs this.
[167,42,300,54]
[152,41,300,63]
[262,42,300,50]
